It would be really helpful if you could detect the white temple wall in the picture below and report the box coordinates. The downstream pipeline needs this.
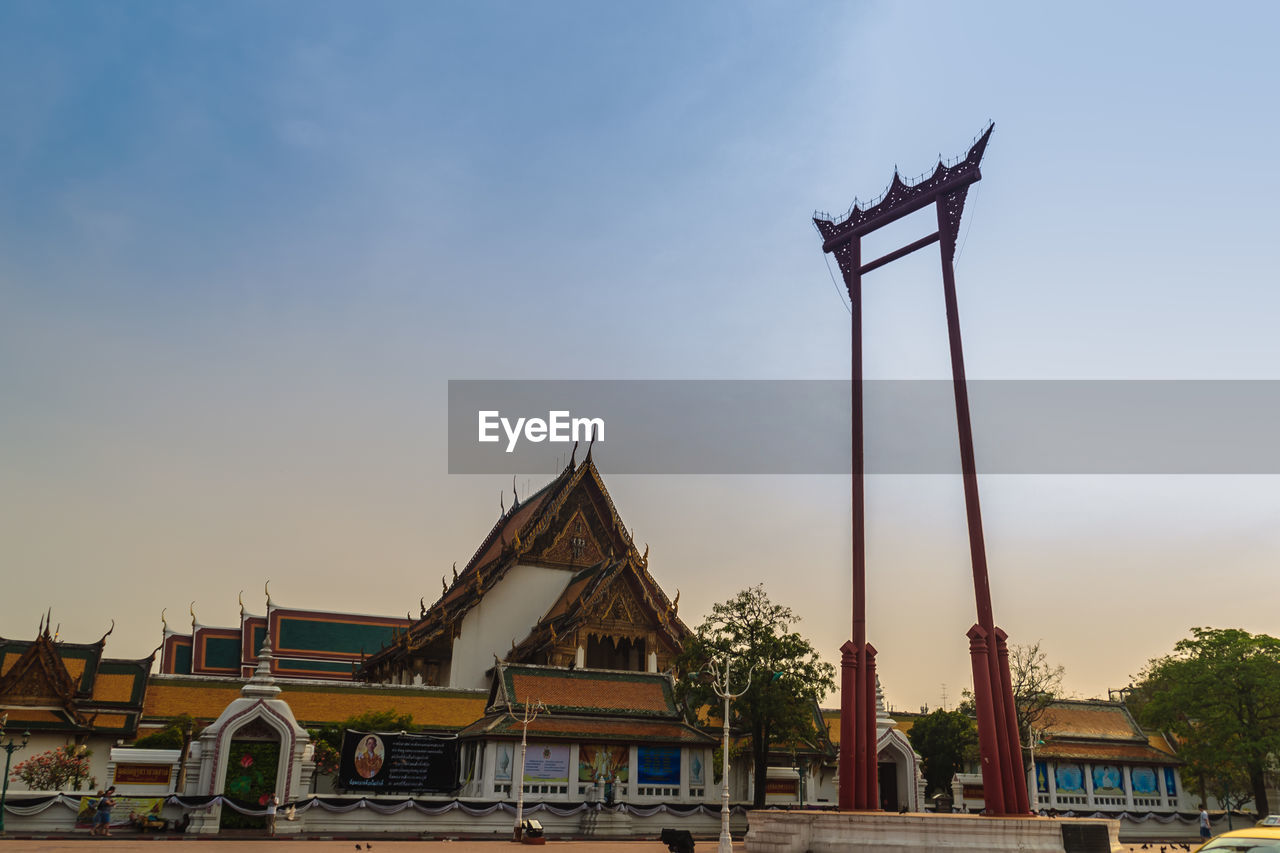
[450,563,576,689]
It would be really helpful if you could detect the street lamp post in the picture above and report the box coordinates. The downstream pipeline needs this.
[1026,728,1044,813]
[705,657,756,853]
[505,699,548,842]
[0,714,32,835]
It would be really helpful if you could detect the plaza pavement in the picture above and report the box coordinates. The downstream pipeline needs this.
[0,839,1179,852]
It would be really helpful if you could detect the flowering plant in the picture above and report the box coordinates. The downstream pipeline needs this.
[11,744,95,791]
[311,739,340,776]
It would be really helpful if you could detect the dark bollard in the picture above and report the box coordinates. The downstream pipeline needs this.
[660,827,695,853]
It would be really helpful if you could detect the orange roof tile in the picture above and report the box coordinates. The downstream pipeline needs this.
[1039,703,1143,740]
[511,672,668,714]
[1035,741,1178,764]
[92,673,138,703]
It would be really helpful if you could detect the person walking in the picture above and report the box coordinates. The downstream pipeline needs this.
[266,792,279,836]
[92,786,116,837]
[1200,805,1212,842]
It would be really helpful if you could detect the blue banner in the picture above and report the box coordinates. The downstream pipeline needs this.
[637,746,681,785]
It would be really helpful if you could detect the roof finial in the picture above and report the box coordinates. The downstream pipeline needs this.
[420,596,426,617]
[97,619,114,644]
[189,601,198,629]
[500,491,505,515]
[264,579,273,608]
[569,440,578,469]
[238,590,245,619]
[160,608,168,633]
[441,575,448,597]
[452,562,458,583]
[585,424,596,463]
[512,475,519,507]
[45,607,52,637]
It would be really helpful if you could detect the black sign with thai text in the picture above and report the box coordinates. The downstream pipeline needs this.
[338,730,459,793]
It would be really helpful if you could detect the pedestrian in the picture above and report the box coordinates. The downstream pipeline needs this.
[1200,805,1212,842]
[93,786,116,837]
[266,792,279,836]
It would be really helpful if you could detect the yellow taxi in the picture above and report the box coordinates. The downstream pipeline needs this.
[1195,824,1280,851]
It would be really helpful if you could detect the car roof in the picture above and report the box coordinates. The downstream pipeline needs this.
[1217,827,1280,839]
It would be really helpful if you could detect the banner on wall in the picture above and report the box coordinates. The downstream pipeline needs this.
[579,744,629,782]
[689,751,705,787]
[495,743,513,781]
[338,730,459,793]
[1131,767,1158,796]
[76,796,165,828]
[522,744,569,783]
[1092,764,1124,794]
[637,746,681,786]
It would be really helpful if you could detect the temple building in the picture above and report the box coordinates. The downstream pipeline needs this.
[358,455,686,689]
[159,593,411,681]
[0,616,153,787]
[0,457,889,838]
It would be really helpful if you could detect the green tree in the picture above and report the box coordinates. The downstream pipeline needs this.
[133,713,195,750]
[675,585,835,809]
[907,709,978,796]
[1131,627,1280,816]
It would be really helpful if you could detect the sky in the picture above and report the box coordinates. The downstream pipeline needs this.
[2,1,1279,713]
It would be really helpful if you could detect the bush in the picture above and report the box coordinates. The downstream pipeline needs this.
[11,744,95,791]
[133,713,195,750]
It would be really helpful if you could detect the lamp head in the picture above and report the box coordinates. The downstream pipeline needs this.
[21,730,30,747]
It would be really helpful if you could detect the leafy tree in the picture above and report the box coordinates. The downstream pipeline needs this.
[133,714,196,750]
[307,709,417,778]
[11,744,95,791]
[675,585,835,809]
[907,709,978,796]
[1131,627,1280,816]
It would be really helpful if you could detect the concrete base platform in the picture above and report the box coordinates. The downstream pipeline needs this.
[746,810,1124,853]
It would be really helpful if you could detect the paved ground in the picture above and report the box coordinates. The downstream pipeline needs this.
[0,838,1195,852]
[0,841,747,852]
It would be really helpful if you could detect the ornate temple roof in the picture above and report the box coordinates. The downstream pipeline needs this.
[143,675,487,729]
[159,593,411,680]
[491,663,679,718]
[360,457,687,676]
[457,662,714,745]
[0,616,152,736]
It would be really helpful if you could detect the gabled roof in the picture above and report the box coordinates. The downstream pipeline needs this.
[458,714,715,744]
[508,556,689,664]
[0,619,152,735]
[463,662,715,745]
[361,458,686,673]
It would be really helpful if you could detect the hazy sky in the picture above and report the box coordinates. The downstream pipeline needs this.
[3,2,1279,713]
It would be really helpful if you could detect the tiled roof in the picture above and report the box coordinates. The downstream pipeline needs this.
[1039,701,1145,741]
[142,677,489,729]
[459,713,715,744]
[501,665,676,717]
[0,625,151,735]
[507,559,688,665]
[1035,741,1179,765]
[361,459,683,675]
